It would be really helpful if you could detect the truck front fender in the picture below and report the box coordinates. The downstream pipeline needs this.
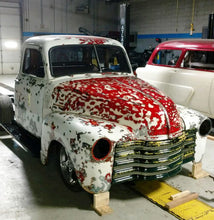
[176,105,212,163]
[41,112,134,193]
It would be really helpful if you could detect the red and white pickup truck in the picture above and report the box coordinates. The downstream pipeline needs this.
[0,35,211,195]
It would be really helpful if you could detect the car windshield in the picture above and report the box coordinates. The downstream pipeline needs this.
[49,44,131,77]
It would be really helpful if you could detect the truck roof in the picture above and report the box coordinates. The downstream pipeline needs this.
[24,35,121,49]
[157,39,214,50]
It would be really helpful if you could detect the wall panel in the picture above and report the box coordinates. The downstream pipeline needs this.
[130,0,214,51]
[0,1,21,74]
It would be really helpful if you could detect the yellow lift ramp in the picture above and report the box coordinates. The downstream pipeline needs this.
[134,180,214,220]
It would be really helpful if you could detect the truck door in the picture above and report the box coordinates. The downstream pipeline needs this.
[15,48,46,137]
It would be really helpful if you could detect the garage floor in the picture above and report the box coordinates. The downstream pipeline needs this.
[0,75,214,220]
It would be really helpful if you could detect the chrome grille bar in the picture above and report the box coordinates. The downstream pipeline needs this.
[112,129,197,183]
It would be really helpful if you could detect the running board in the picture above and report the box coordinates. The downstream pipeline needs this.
[1,122,41,156]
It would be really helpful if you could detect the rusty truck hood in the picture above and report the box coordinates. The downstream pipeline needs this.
[51,76,183,138]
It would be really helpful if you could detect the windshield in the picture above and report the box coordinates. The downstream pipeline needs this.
[49,44,131,77]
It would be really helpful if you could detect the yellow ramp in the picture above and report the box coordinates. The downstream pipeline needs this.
[134,180,214,220]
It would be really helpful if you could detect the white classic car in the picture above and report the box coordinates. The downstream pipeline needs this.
[0,36,211,196]
[136,39,214,120]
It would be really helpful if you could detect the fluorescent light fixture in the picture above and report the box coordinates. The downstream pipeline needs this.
[4,40,18,49]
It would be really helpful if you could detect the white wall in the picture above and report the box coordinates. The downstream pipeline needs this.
[1,0,214,54]
[21,0,119,38]
[130,0,214,52]
[131,0,213,35]
[0,1,21,74]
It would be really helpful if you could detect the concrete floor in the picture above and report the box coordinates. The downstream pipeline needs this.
[0,75,214,220]
[1,131,214,220]
[0,130,176,220]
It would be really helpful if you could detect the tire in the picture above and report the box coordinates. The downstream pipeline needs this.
[0,95,14,124]
[58,146,82,192]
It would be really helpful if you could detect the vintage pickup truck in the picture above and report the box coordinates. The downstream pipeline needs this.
[0,35,211,196]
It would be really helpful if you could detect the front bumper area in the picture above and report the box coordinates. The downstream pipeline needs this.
[112,129,196,183]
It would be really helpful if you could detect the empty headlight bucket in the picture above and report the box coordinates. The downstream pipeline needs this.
[199,118,212,136]
[92,138,112,160]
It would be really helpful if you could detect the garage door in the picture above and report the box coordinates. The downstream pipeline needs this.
[0,2,21,75]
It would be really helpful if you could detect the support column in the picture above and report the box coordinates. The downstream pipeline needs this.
[120,3,130,50]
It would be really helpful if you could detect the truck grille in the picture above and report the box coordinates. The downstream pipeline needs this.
[112,129,197,183]
[183,129,197,163]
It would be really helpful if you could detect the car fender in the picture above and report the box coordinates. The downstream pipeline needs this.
[41,112,135,193]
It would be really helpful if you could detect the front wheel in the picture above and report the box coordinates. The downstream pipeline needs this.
[58,146,82,191]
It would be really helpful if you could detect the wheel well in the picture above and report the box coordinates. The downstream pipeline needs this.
[210,118,214,127]
[209,118,214,135]
[46,140,62,164]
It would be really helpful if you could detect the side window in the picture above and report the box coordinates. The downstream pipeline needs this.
[181,50,214,70]
[22,49,45,77]
[152,49,182,66]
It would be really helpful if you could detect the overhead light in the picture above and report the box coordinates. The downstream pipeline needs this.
[4,40,18,49]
